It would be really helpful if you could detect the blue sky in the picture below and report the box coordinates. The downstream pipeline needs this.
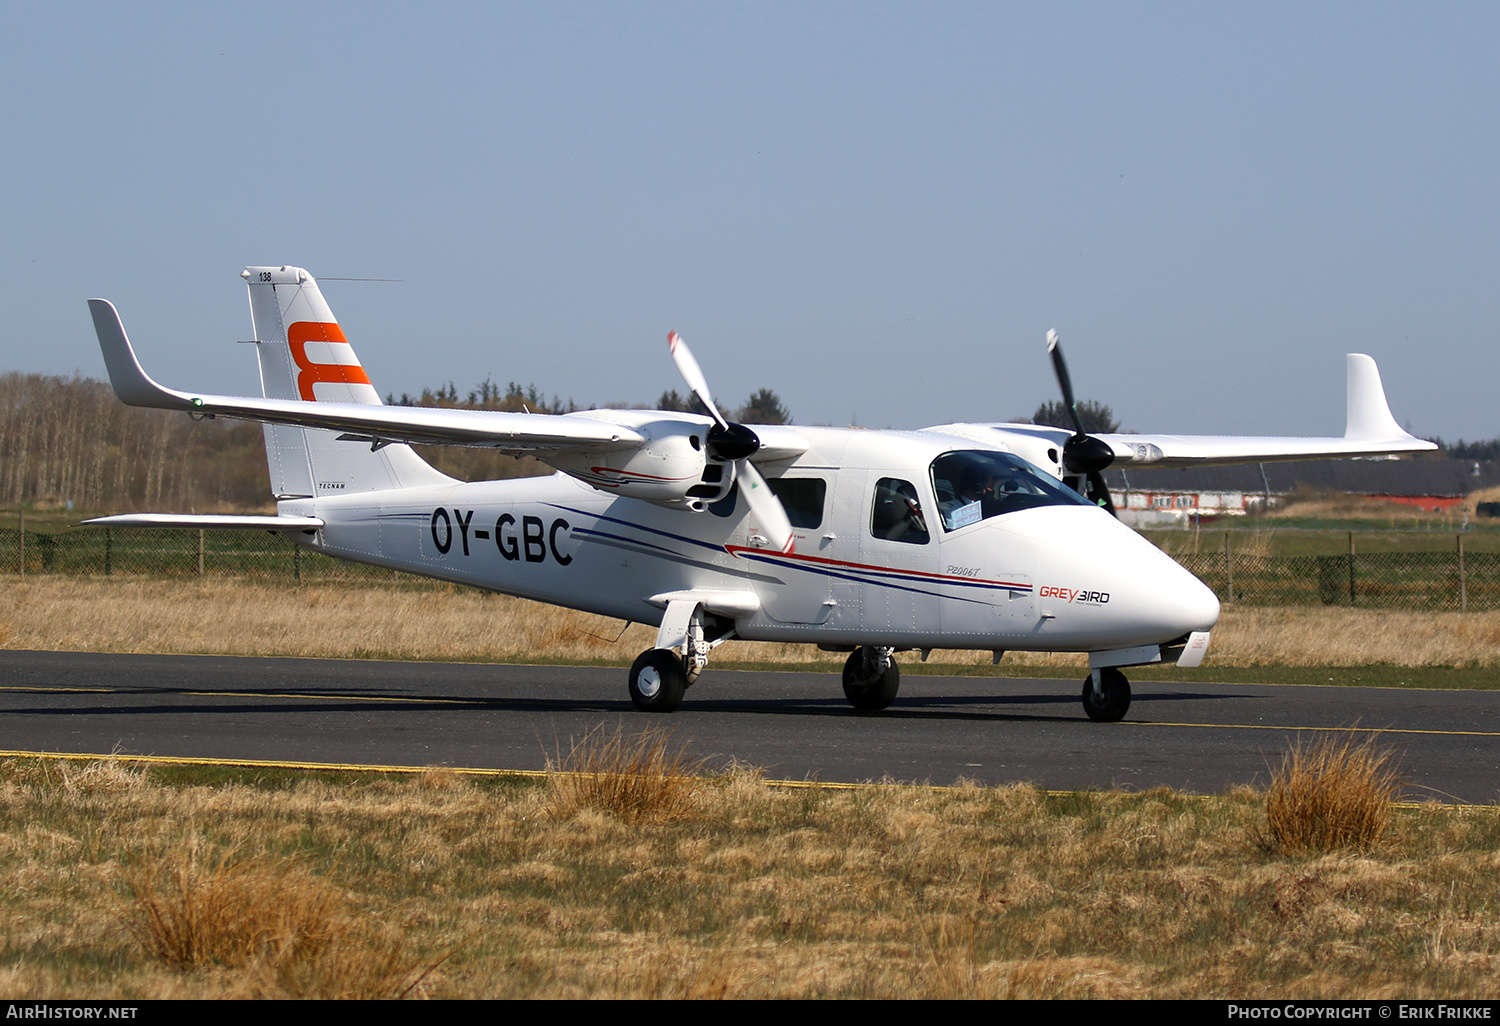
[2,3,1495,440]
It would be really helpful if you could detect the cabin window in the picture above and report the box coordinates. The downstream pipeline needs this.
[930,450,1092,531]
[767,477,827,530]
[870,478,930,544]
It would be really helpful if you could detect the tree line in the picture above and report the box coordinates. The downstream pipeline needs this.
[5,370,1481,512]
[0,372,268,512]
[0,372,794,512]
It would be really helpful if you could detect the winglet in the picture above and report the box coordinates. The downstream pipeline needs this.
[87,299,194,410]
[1344,353,1414,441]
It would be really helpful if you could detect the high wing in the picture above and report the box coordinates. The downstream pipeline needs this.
[89,290,809,538]
[958,353,1435,468]
[1097,354,1436,467]
[89,299,644,454]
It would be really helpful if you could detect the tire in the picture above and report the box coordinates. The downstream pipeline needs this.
[1081,667,1131,722]
[842,647,900,711]
[629,649,687,713]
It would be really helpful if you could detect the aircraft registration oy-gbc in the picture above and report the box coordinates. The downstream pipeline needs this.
[86,268,1434,720]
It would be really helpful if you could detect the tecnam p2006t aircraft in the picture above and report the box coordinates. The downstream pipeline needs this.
[86,267,1434,720]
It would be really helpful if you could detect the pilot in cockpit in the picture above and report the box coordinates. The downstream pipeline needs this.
[940,464,995,529]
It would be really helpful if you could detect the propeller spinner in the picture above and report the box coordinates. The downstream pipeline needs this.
[1045,329,1117,516]
[667,332,796,553]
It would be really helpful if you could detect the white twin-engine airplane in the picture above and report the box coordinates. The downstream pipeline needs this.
[86,266,1435,721]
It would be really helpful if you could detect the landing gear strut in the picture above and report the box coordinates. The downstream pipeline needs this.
[1081,666,1131,722]
[629,601,732,712]
[843,645,900,711]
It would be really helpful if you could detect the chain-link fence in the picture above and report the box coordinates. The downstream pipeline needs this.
[3,526,1497,610]
[0,527,403,584]
[1174,549,1497,610]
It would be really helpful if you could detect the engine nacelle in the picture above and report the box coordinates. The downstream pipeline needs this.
[546,412,734,510]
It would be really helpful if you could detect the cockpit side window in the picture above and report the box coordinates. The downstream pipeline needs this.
[870,477,930,544]
[931,450,1091,530]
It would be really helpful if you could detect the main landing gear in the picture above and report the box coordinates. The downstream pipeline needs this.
[843,646,899,711]
[628,649,688,713]
[1081,666,1131,722]
[628,601,720,713]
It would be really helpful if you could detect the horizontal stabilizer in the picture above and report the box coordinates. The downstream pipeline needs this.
[81,514,324,531]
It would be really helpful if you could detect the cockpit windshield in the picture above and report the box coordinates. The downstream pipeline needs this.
[930,450,1092,530]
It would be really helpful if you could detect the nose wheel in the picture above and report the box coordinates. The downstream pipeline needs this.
[1081,667,1131,722]
[842,646,900,711]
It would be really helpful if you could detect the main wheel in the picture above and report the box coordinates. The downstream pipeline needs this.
[629,649,687,713]
[1081,667,1131,722]
[842,647,900,711]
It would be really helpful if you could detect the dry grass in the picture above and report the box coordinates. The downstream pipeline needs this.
[1,755,1499,998]
[1198,606,1500,668]
[6,578,1500,671]
[119,837,438,998]
[1258,733,1403,856]
[546,725,705,824]
[122,841,342,971]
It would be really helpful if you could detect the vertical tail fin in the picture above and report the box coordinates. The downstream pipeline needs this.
[244,266,451,497]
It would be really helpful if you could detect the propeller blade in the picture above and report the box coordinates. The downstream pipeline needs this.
[737,459,796,554]
[663,330,797,545]
[1045,329,1086,438]
[1045,329,1118,517]
[667,331,728,429]
[1086,470,1117,516]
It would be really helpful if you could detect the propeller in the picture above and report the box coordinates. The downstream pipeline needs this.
[667,332,796,553]
[1045,329,1117,516]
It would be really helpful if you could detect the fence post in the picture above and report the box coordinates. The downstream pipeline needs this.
[1458,533,1467,612]
[1224,531,1233,603]
[17,509,23,577]
[104,527,112,576]
[197,530,204,577]
[1347,531,1356,605]
[293,543,301,584]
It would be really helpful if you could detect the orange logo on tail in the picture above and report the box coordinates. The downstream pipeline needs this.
[287,321,371,401]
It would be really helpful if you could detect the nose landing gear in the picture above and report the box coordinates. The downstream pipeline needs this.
[1081,666,1131,722]
[843,646,900,711]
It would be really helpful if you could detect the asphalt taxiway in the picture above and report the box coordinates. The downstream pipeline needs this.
[0,650,1495,801]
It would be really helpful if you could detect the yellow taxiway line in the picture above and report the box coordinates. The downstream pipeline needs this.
[0,747,1473,804]
[0,748,871,790]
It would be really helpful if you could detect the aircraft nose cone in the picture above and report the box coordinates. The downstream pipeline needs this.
[1163,564,1221,635]
[1069,516,1221,639]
